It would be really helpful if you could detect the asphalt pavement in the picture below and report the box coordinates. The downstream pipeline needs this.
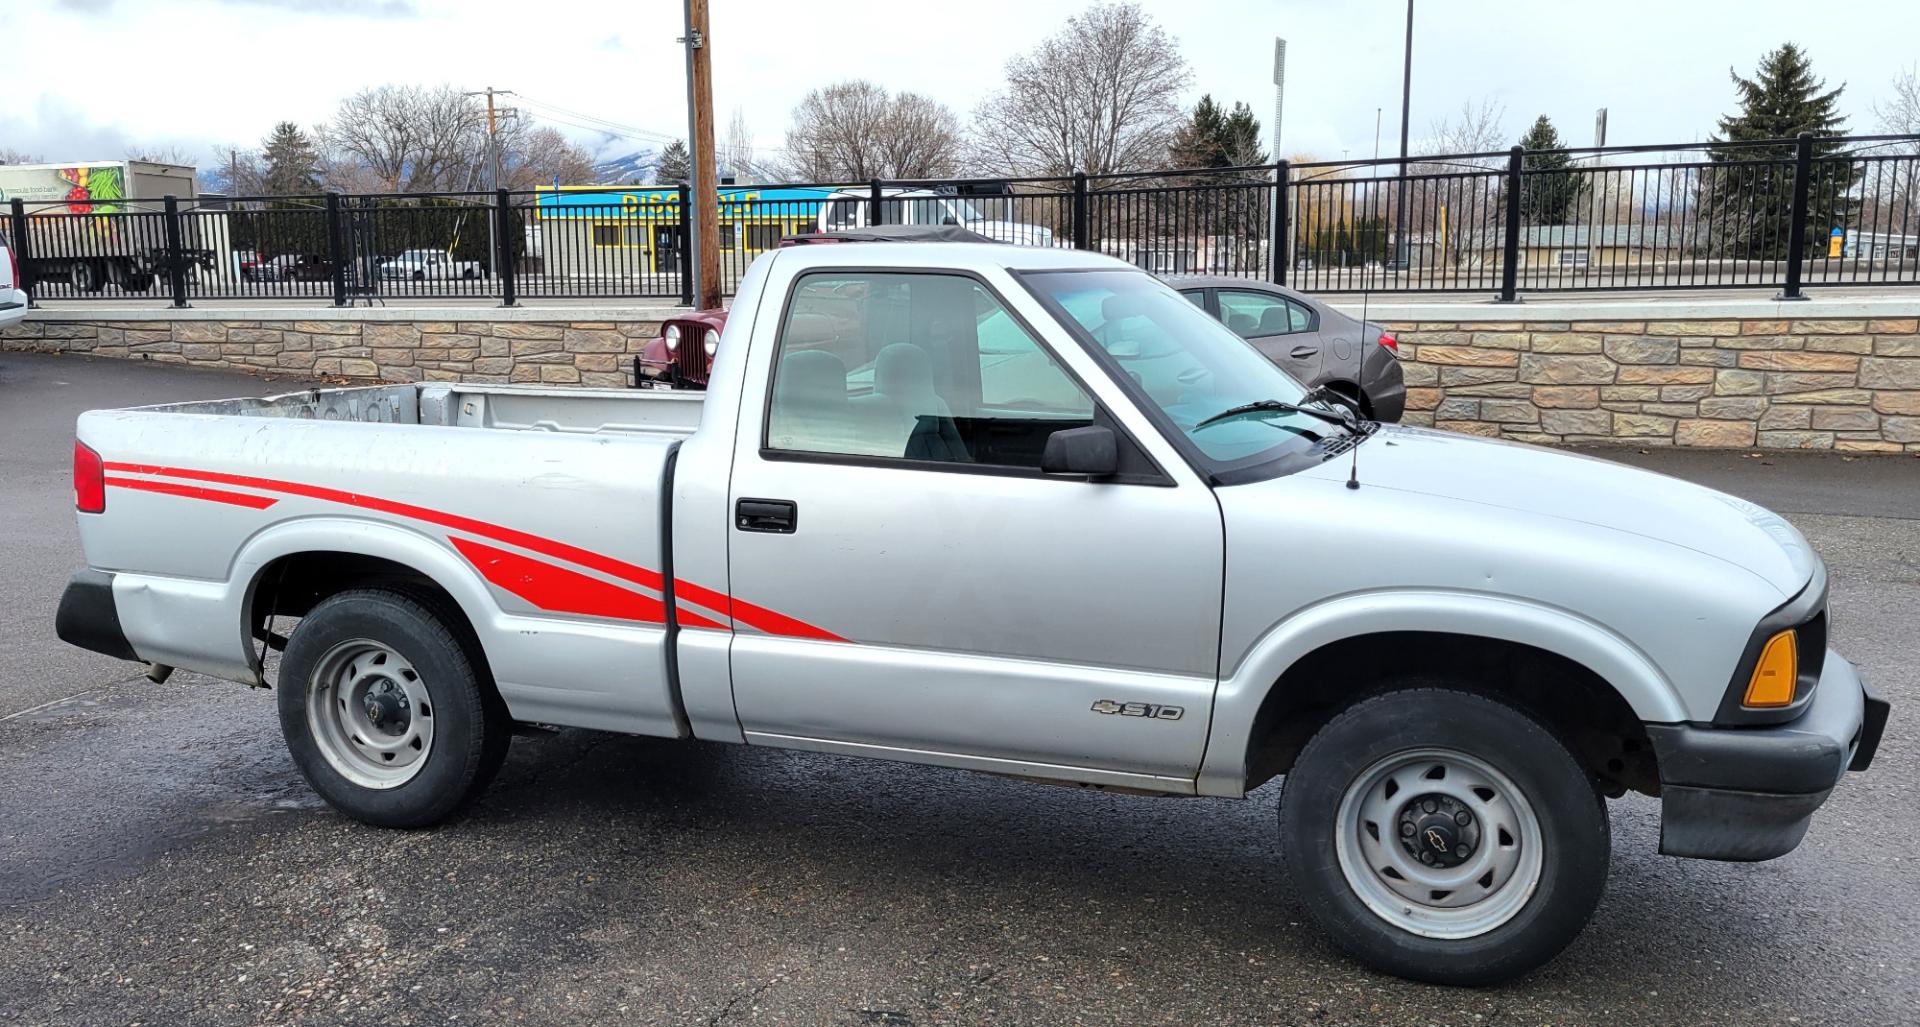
[1,350,1915,1027]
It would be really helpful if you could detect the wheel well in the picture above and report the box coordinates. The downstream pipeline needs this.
[248,552,490,684]
[1243,631,1658,798]
[1320,378,1372,418]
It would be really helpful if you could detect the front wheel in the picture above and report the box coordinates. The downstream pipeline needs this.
[277,589,509,828]
[1279,687,1608,985]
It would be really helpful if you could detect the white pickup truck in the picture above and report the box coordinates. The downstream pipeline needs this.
[378,248,482,281]
[57,241,1887,985]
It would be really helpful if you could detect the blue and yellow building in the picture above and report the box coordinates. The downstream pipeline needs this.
[533,185,840,274]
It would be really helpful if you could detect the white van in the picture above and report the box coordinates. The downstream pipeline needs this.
[816,188,1056,247]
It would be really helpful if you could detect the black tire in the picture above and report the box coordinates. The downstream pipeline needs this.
[1278,687,1609,985]
[70,261,101,293]
[412,269,425,282]
[277,588,509,828]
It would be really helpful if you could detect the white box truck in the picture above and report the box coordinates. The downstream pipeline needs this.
[0,160,218,294]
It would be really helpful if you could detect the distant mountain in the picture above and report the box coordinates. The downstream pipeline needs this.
[591,149,657,186]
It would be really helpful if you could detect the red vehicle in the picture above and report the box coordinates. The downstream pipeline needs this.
[634,308,728,389]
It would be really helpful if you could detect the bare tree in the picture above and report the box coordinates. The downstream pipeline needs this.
[0,147,44,164]
[124,144,199,166]
[971,2,1190,177]
[321,84,487,192]
[721,107,769,183]
[784,80,963,181]
[496,124,598,190]
[1420,99,1509,163]
[1396,99,1510,267]
[1877,65,1920,145]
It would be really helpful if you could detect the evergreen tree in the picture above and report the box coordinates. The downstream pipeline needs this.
[1697,44,1855,259]
[1168,95,1268,170]
[1167,95,1270,259]
[1517,115,1583,225]
[1169,95,1229,169]
[654,141,692,185]
[259,122,320,196]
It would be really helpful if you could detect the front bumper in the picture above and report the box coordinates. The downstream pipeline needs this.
[55,568,140,661]
[1646,649,1889,862]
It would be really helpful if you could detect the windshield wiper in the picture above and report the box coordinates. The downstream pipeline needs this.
[1194,398,1354,431]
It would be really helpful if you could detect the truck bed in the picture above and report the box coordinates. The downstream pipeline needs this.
[126,382,705,437]
[75,380,704,738]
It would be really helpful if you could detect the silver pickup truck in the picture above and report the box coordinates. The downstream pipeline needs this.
[56,242,1888,985]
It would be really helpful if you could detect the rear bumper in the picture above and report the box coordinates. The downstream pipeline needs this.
[1647,649,1888,862]
[1359,342,1406,423]
[55,568,140,662]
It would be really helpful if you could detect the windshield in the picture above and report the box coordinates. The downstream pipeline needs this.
[1023,269,1343,472]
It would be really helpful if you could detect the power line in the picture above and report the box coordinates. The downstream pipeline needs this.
[515,92,790,157]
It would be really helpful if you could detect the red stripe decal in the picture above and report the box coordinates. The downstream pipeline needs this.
[671,578,846,642]
[451,537,666,624]
[107,461,845,643]
[107,461,665,590]
[673,604,729,631]
[105,476,279,510]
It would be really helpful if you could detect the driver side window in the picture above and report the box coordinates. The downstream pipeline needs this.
[765,272,1096,470]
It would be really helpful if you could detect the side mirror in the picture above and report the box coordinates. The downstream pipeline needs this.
[1041,426,1118,478]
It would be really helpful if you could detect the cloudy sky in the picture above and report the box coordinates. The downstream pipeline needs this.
[8,0,1914,174]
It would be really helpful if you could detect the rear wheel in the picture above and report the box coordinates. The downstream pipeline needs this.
[69,261,102,293]
[277,589,508,828]
[1279,687,1608,985]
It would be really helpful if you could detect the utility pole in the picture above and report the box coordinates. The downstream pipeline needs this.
[681,0,721,310]
[1394,0,1413,268]
[467,86,514,278]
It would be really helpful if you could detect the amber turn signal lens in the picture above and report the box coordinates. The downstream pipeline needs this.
[1743,630,1798,708]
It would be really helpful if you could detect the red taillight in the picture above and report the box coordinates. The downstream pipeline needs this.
[1376,332,1398,352]
[74,441,106,513]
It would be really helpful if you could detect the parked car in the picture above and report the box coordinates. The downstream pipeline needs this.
[1162,275,1405,422]
[379,249,482,281]
[56,241,1888,986]
[255,254,336,283]
[0,232,27,330]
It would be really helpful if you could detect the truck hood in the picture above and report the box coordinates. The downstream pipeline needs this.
[1304,425,1818,597]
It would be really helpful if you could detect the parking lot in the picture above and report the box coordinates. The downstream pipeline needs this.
[1,350,1915,1027]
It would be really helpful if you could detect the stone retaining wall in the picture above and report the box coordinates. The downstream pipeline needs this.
[6,301,1920,450]
[1386,315,1920,452]
[0,316,665,388]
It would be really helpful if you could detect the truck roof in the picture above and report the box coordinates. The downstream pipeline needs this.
[772,240,1135,274]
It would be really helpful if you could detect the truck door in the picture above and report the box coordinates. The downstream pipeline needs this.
[720,266,1225,788]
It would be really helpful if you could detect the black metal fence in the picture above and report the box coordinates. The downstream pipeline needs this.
[6,133,1915,307]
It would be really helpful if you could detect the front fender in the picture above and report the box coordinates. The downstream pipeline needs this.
[1194,589,1683,797]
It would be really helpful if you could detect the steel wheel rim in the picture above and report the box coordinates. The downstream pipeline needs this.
[1332,747,1545,940]
[306,639,434,790]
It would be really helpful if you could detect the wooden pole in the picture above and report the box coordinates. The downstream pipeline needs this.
[683,0,721,310]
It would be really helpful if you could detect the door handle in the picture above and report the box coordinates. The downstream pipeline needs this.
[736,498,798,534]
[1290,345,1318,359]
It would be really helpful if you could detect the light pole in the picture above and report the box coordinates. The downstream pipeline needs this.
[1272,38,1287,159]
[1394,0,1413,268]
